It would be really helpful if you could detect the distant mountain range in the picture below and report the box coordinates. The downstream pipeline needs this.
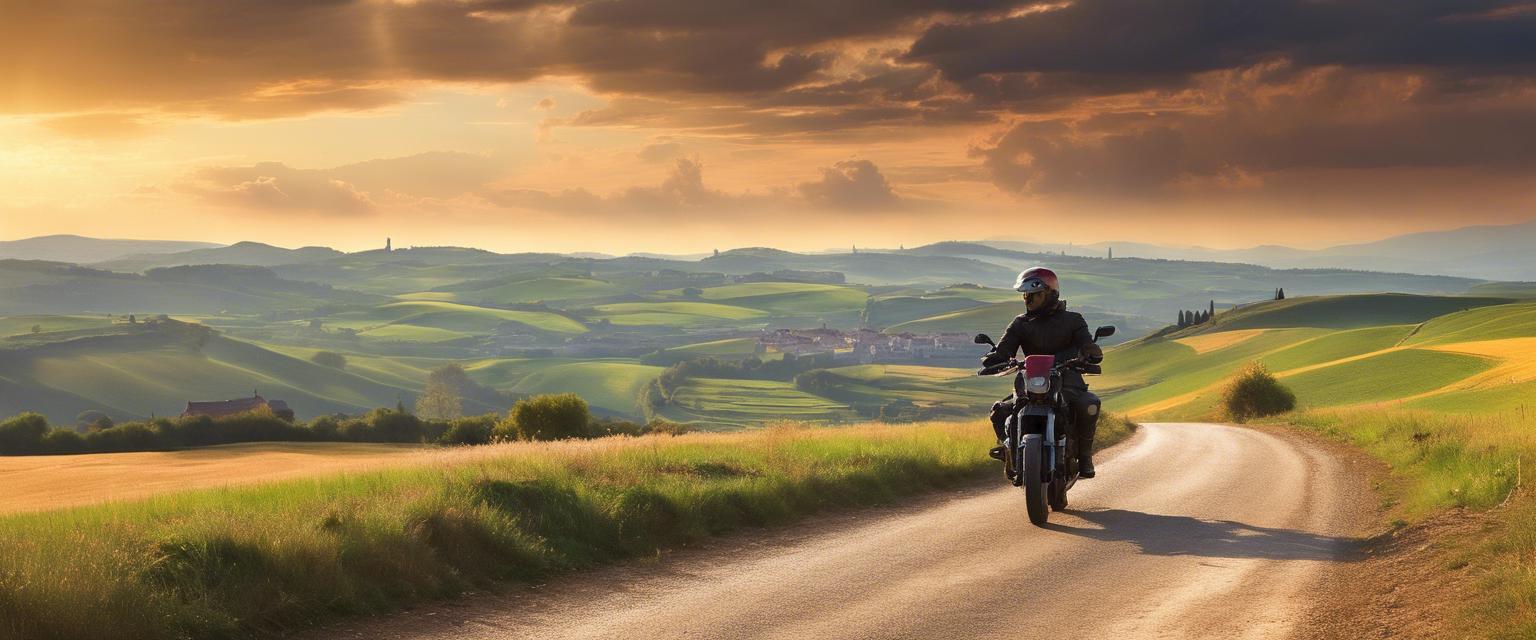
[5,217,1534,281]
[0,235,219,264]
[984,218,1536,281]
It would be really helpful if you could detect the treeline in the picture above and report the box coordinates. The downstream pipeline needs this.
[1177,300,1217,328]
[0,393,686,457]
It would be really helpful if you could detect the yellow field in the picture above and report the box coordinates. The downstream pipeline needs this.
[1174,328,1267,354]
[0,442,460,514]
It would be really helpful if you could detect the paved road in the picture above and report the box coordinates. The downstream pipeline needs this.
[316,423,1374,640]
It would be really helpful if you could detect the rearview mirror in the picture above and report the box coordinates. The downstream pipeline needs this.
[1094,326,1116,340]
[973,333,995,347]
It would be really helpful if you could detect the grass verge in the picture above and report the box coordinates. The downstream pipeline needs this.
[2,422,993,639]
[1280,408,1536,637]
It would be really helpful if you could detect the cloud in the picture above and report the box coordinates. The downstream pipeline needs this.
[798,160,902,210]
[493,157,911,215]
[637,142,685,163]
[180,165,376,215]
[177,151,505,214]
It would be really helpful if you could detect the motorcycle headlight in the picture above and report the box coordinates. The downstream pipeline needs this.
[1026,376,1049,393]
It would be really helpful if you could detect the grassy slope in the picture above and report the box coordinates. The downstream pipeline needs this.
[509,361,663,417]
[661,378,858,426]
[326,301,587,342]
[590,301,768,327]
[0,423,997,640]
[0,331,409,422]
[1097,294,1536,637]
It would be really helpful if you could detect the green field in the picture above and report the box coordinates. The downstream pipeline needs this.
[0,330,407,421]
[0,315,112,338]
[426,276,625,304]
[509,361,663,417]
[325,300,587,341]
[1096,297,1536,419]
[661,378,857,426]
[590,301,768,327]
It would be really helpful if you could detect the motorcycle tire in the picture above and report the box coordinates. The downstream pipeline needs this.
[1021,434,1049,526]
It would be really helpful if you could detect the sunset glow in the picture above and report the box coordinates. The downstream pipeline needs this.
[4,0,1535,252]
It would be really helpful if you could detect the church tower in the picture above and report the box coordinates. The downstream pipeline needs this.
[385,237,392,251]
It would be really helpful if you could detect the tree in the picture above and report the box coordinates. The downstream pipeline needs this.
[415,378,463,420]
[30,324,41,334]
[310,351,347,369]
[507,393,591,440]
[1278,288,1286,300]
[128,314,136,324]
[1210,300,1216,317]
[1178,310,1187,327]
[75,410,113,432]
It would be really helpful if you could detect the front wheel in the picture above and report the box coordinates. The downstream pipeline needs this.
[1020,434,1049,526]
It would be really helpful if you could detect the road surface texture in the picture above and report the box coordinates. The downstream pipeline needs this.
[308,423,1377,640]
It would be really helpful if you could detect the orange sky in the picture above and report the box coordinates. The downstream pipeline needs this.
[3,0,1535,254]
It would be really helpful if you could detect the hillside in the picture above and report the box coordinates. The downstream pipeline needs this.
[0,321,416,422]
[0,235,220,264]
[95,241,343,272]
[1098,294,1534,420]
[0,260,380,316]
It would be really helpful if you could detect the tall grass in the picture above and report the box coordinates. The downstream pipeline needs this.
[1283,407,1536,636]
[0,421,999,640]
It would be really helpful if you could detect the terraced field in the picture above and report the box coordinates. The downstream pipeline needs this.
[659,377,857,426]
[1100,295,1536,420]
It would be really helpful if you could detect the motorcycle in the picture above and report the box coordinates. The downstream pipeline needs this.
[974,325,1115,526]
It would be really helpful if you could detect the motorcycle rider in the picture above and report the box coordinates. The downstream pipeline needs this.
[982,266,1105,478]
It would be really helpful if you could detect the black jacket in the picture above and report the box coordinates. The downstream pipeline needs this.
[982,300,1098,389]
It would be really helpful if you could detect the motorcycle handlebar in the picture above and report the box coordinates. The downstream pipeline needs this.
[974,357,1102,377]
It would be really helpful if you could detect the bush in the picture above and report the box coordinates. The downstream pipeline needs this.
[1222,362,1296,422]
[508,393,591,441]
[309,351,347,369]
[439,415,496,445]
[0,413,50,454]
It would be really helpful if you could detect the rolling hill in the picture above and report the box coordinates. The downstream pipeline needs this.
[0,321,414,422]
[0,235,220,264]
[1097,294,1535,420]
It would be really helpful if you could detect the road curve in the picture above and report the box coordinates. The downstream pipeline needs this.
[311,423,1375,640]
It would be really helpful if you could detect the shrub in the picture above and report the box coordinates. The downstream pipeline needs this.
[1222,362,1296,422]
[309,351,347,369]
[0,413,50,454]
[439,415,496,445]
[508,393,591,441]
[75,410,113,431]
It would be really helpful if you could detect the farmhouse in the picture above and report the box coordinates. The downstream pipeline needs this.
[181,394,295,421]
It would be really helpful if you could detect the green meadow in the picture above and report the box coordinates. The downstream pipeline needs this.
[1100,294,1536,637]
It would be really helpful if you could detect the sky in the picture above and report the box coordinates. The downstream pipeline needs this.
[2,0,1535,254]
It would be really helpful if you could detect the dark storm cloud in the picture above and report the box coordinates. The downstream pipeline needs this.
[906,0,1536,89]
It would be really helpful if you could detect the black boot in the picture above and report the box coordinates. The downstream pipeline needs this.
[1077,421,1098,479]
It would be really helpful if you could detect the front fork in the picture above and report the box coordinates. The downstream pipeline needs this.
[1005,406,1062,484]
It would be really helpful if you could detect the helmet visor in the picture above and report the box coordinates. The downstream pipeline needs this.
[1015,276,1051,294]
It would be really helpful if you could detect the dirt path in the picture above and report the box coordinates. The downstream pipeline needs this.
[302,422,1379,640]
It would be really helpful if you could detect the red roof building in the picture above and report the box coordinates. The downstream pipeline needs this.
[181,395,294,421]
